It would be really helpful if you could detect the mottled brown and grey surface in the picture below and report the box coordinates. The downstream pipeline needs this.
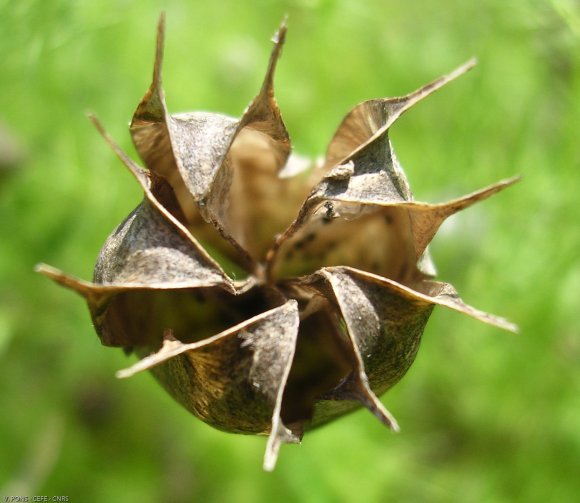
[37,14,517,471]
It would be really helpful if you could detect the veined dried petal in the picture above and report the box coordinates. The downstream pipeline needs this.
[270,130,518,283]
[131,15,308,267]
[322,58,477,173]
[282,265,516,429]
[118,299,301,471]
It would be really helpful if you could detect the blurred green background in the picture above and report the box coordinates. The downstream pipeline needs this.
[1,0,579,501]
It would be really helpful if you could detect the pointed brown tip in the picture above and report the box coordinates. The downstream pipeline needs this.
[403,57,478,108]
[158,11,166,27]
[116,335,187,379]
[357,380,400,432]
[429,174,522,228]
[35,263,69,281]
[115,368,138,379]
[153,12,166,87]
[454,57,478,76]
[274,15,288,44]
[258,16,288,97]
[35,263,95,300]
[87,114,120,154]
[86,112,105,136]
[263,419,299,472]
[427,281,520,334]
[87,113,149,185]
[502,174,522,186]
[34,263,47,274]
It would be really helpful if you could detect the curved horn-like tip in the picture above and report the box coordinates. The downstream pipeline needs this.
[452,57,477,76]
[430,57,478,91]
[116,329,186,379]
[274,15,288,44]
[86,111,103,134]
[359,385,400,433]
[263,418,299,472]
[87,113,148,184]
[153,12,166,87]
[34,263,94,299]
[129,12,167,128]
[86,113,126,157]
[350,374,400,432]
[259,16,288,96]
[35,262,74,283]
[402,57,478,110]
[437,175,522,219]
[504,174,522,185]
[86,112,120,148]
[34,262,55,277]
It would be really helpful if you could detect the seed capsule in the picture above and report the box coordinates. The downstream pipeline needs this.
[37,14,518,470]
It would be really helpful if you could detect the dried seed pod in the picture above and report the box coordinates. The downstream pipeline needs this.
[37,15,518,470]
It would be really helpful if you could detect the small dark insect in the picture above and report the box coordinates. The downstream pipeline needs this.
[323,201,336,221]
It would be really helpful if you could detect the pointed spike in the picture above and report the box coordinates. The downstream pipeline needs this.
[318,369,400,433]
[88,113,150,189]
[89,113,234,283]
[264,415,299,471]
[399,58,477,111]
[372,58,477,139]
[355,379,400,432]
[323,59,478,173]
[116,333,187,379]
[432,287,520,333]
[263,440,284,472]
[373,58,478,133]
[435,175,521,219]
[115,327,240,378]
[130,13,167,125]
[263,296,300,471]
[336,371,400,432]
[242,16,288,119]
[410,175,521,258]
[231,16,292,221]
[118,301,300,380]
[263,437,280,472]
[35,263,97,299]
[260,17,288,98]
[277,14,289,38]
[152,12,166,90]
[338,267,519,334]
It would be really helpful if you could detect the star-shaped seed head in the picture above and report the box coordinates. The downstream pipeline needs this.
[37,14,518,471]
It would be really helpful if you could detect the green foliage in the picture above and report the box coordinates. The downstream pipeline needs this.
[1,0,579,501]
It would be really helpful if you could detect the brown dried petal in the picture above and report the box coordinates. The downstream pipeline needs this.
[271,156,518,283]
[297,265,516,427]
[317,267,517,373]
[284,268,430,429]
[268,60,514,281]
[223,20,311,258]
[130,17,252,267]
[36,117,238,346]
[90,116,232,287]
[131,15,302,265]
[322,59,476,173]
[279,299,355,430]
[36,196,235,347]
[272,280,397,432]
[117,299,301,471]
